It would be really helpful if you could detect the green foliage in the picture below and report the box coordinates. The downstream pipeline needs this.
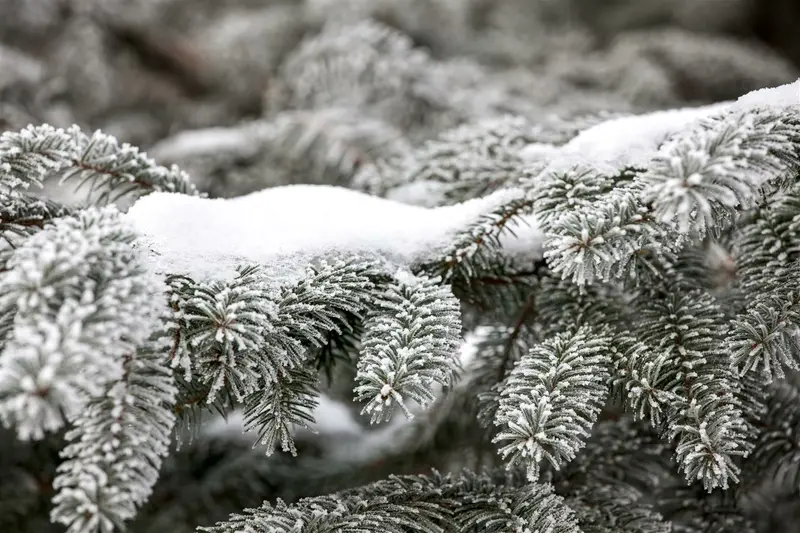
[4,73,800,533]
[493,326,612,482]
[200,470,581,533]
[0,124,198,202]
[355,274,462,422]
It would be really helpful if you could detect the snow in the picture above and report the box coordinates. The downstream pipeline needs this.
[735,78,800,108]
[128,81,800,282]
[521,79,800,172]
[125,184,542,281]
[522,102,731,172]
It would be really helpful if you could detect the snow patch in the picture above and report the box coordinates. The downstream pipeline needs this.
[735,79,800,108]
[522,102,731,172]
[521,80,800,174]
[125,184,542,281]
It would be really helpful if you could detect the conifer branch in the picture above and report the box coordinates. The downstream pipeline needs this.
[0,125,199,203]
[493,326,612,482]
[0,208,166,440]
[200,470,581,533]
[422,190,535,283]
[641,106,800,237]
[355,274,462,423]
[636,291,750,490]
[50,337,177,533]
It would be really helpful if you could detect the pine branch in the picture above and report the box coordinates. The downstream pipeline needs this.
[0,207,166,440]
[355,274,462,423]
[50,338,177,533]
[493,326,612,482]
[0,125,199,204]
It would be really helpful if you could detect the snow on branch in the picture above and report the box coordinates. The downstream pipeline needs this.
[521,80,800,173]
[125,184,543,282]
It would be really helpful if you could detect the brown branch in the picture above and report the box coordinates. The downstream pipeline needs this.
[497,291,537,382]
[0,216,47,229]
[71,159,156,191]
[174,389,210,415]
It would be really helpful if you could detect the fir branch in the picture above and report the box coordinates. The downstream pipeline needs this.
[170,265,281,403]
[421,189,535,284]
[557,417,671,496]
[567,491,671,533]
[1,193,72,277]
[493,326,612,482]
[131,436,293,533]
[729,294,800,382]
[729,187,800,381]
[50,337,177,533]
[656,483,756,533]
[272,19,438,134]
[388,115,541,206]
[635,290,750,490]
[544,180,675,286]
[200,470,581,533]
[742,381,800,495]
[473,293,540,433]
[534,166,617,232]
[355,274,462,423]
[266,108,410,188]
[609,335,680,429]
[640,106,800,237]
[0,124,80,193]
[0,125,199,204]
[241,258,381,453]
[271,258,381,356]
[166,258,381,449]
[0,207,165,440]
[243,366,319,457]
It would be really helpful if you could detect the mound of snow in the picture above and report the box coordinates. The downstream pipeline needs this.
[125,184,542,281]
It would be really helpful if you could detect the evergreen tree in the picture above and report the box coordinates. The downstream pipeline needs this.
[4,2,800,533]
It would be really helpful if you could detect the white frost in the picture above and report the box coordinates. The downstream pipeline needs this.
[125,184,542,281]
